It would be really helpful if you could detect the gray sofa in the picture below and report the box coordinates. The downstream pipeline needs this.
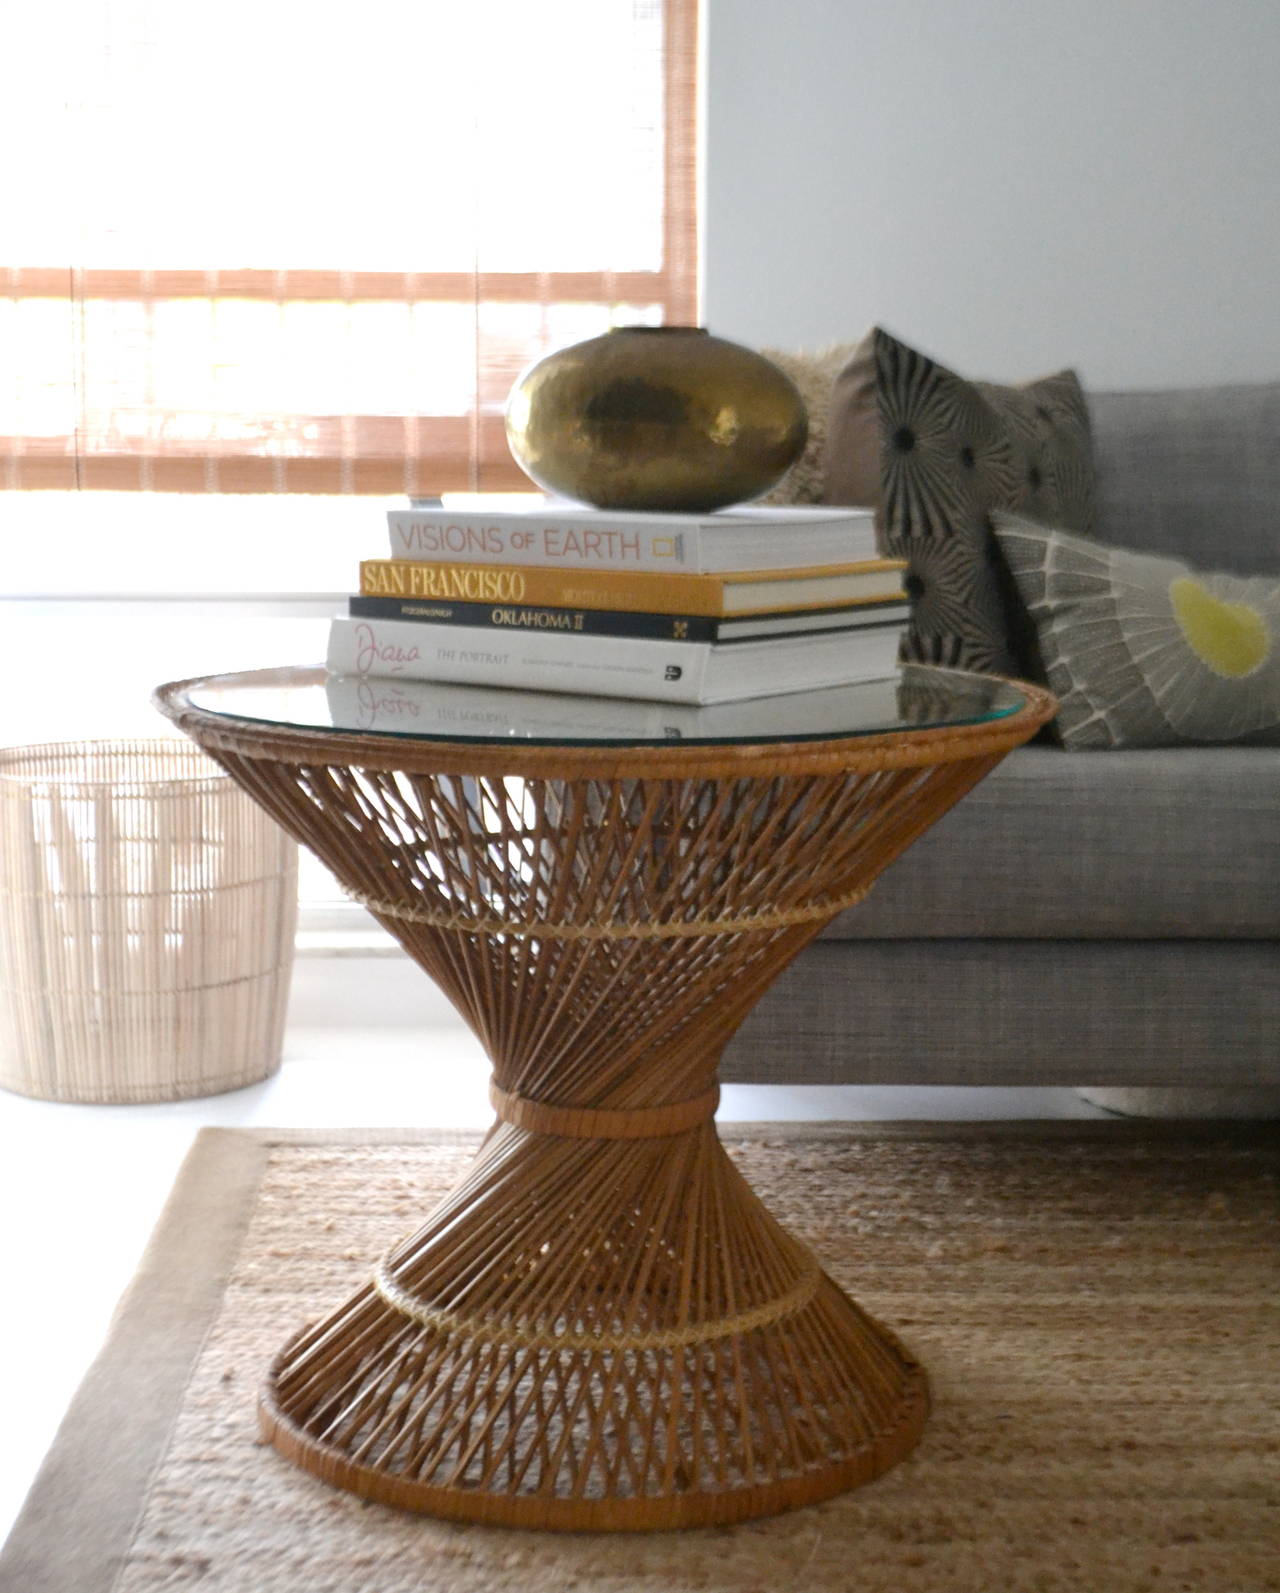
[722,382,1280,1097]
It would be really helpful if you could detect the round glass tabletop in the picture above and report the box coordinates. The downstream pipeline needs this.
[173,663,1027,749]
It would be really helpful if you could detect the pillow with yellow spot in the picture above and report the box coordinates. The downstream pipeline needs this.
[991,511,1280,748]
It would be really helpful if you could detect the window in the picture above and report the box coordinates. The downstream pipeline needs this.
[1,0,698,495]
[0,0,699,943]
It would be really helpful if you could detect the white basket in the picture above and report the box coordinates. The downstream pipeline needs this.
[0,740,298,1103]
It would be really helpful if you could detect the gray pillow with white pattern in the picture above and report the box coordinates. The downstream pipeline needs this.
[992,511,1280,748]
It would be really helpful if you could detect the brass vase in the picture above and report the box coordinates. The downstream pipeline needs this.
[504,325,808,513]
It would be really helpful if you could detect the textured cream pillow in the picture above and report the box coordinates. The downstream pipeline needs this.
[993,511,1280,748]
[755,343,861,505]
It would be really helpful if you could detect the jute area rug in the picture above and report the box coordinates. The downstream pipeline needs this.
[4,1123,1278,1593]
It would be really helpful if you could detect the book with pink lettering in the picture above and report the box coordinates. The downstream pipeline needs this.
[386,500,877,574]
[325,612,902,706]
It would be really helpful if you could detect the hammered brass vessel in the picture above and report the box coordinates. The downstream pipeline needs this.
[505,325,808,513]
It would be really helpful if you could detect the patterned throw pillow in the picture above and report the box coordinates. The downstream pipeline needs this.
[992,512,1280,748]
[824,327,1095,676]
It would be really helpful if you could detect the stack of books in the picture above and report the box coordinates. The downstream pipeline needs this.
[325,497,908,706]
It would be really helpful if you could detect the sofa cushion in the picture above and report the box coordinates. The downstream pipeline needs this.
[823,326,1095,676]
[822,743,1280,940]
[993,513,1280,748]
[1088,383,1280,573]
[724,940,1280,1086]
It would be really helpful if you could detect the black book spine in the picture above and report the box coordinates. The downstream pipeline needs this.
[348,593,721,642]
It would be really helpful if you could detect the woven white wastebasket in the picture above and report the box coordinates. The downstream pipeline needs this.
[0,740,298,1103]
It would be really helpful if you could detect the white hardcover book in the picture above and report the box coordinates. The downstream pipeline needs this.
[326,613,903,707]
[323,672,913,742]
[386,502,878,574]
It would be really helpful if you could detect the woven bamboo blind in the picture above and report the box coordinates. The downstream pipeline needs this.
[1,0,698,495]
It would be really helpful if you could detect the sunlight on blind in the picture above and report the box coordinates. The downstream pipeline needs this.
[4,1,666,271]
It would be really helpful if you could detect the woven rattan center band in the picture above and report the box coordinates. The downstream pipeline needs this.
[346,883,870,940]
[489,1081,721,1140]
[372,1255,825,1354]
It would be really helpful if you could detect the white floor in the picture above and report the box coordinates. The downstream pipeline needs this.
[0,980,1106,1551]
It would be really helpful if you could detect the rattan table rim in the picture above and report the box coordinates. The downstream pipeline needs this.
[153,665,1056,781]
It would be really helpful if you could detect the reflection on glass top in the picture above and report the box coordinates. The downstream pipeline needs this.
[180,665,1025,748]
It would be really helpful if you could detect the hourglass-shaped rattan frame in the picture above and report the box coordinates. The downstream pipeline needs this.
[156,665,1054,1532]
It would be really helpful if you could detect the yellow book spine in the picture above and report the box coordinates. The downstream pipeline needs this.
[358,558,906,618]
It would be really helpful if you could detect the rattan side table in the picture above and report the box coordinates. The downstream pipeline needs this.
[156,664,1054,1532]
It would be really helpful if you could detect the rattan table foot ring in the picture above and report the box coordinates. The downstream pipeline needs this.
[156,664,1054,1532]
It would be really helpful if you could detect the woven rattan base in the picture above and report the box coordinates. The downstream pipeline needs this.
[258,1120,929,1531]
[155,663,1054,1530]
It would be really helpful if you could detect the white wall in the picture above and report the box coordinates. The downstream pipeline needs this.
[702,0,1280,389]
